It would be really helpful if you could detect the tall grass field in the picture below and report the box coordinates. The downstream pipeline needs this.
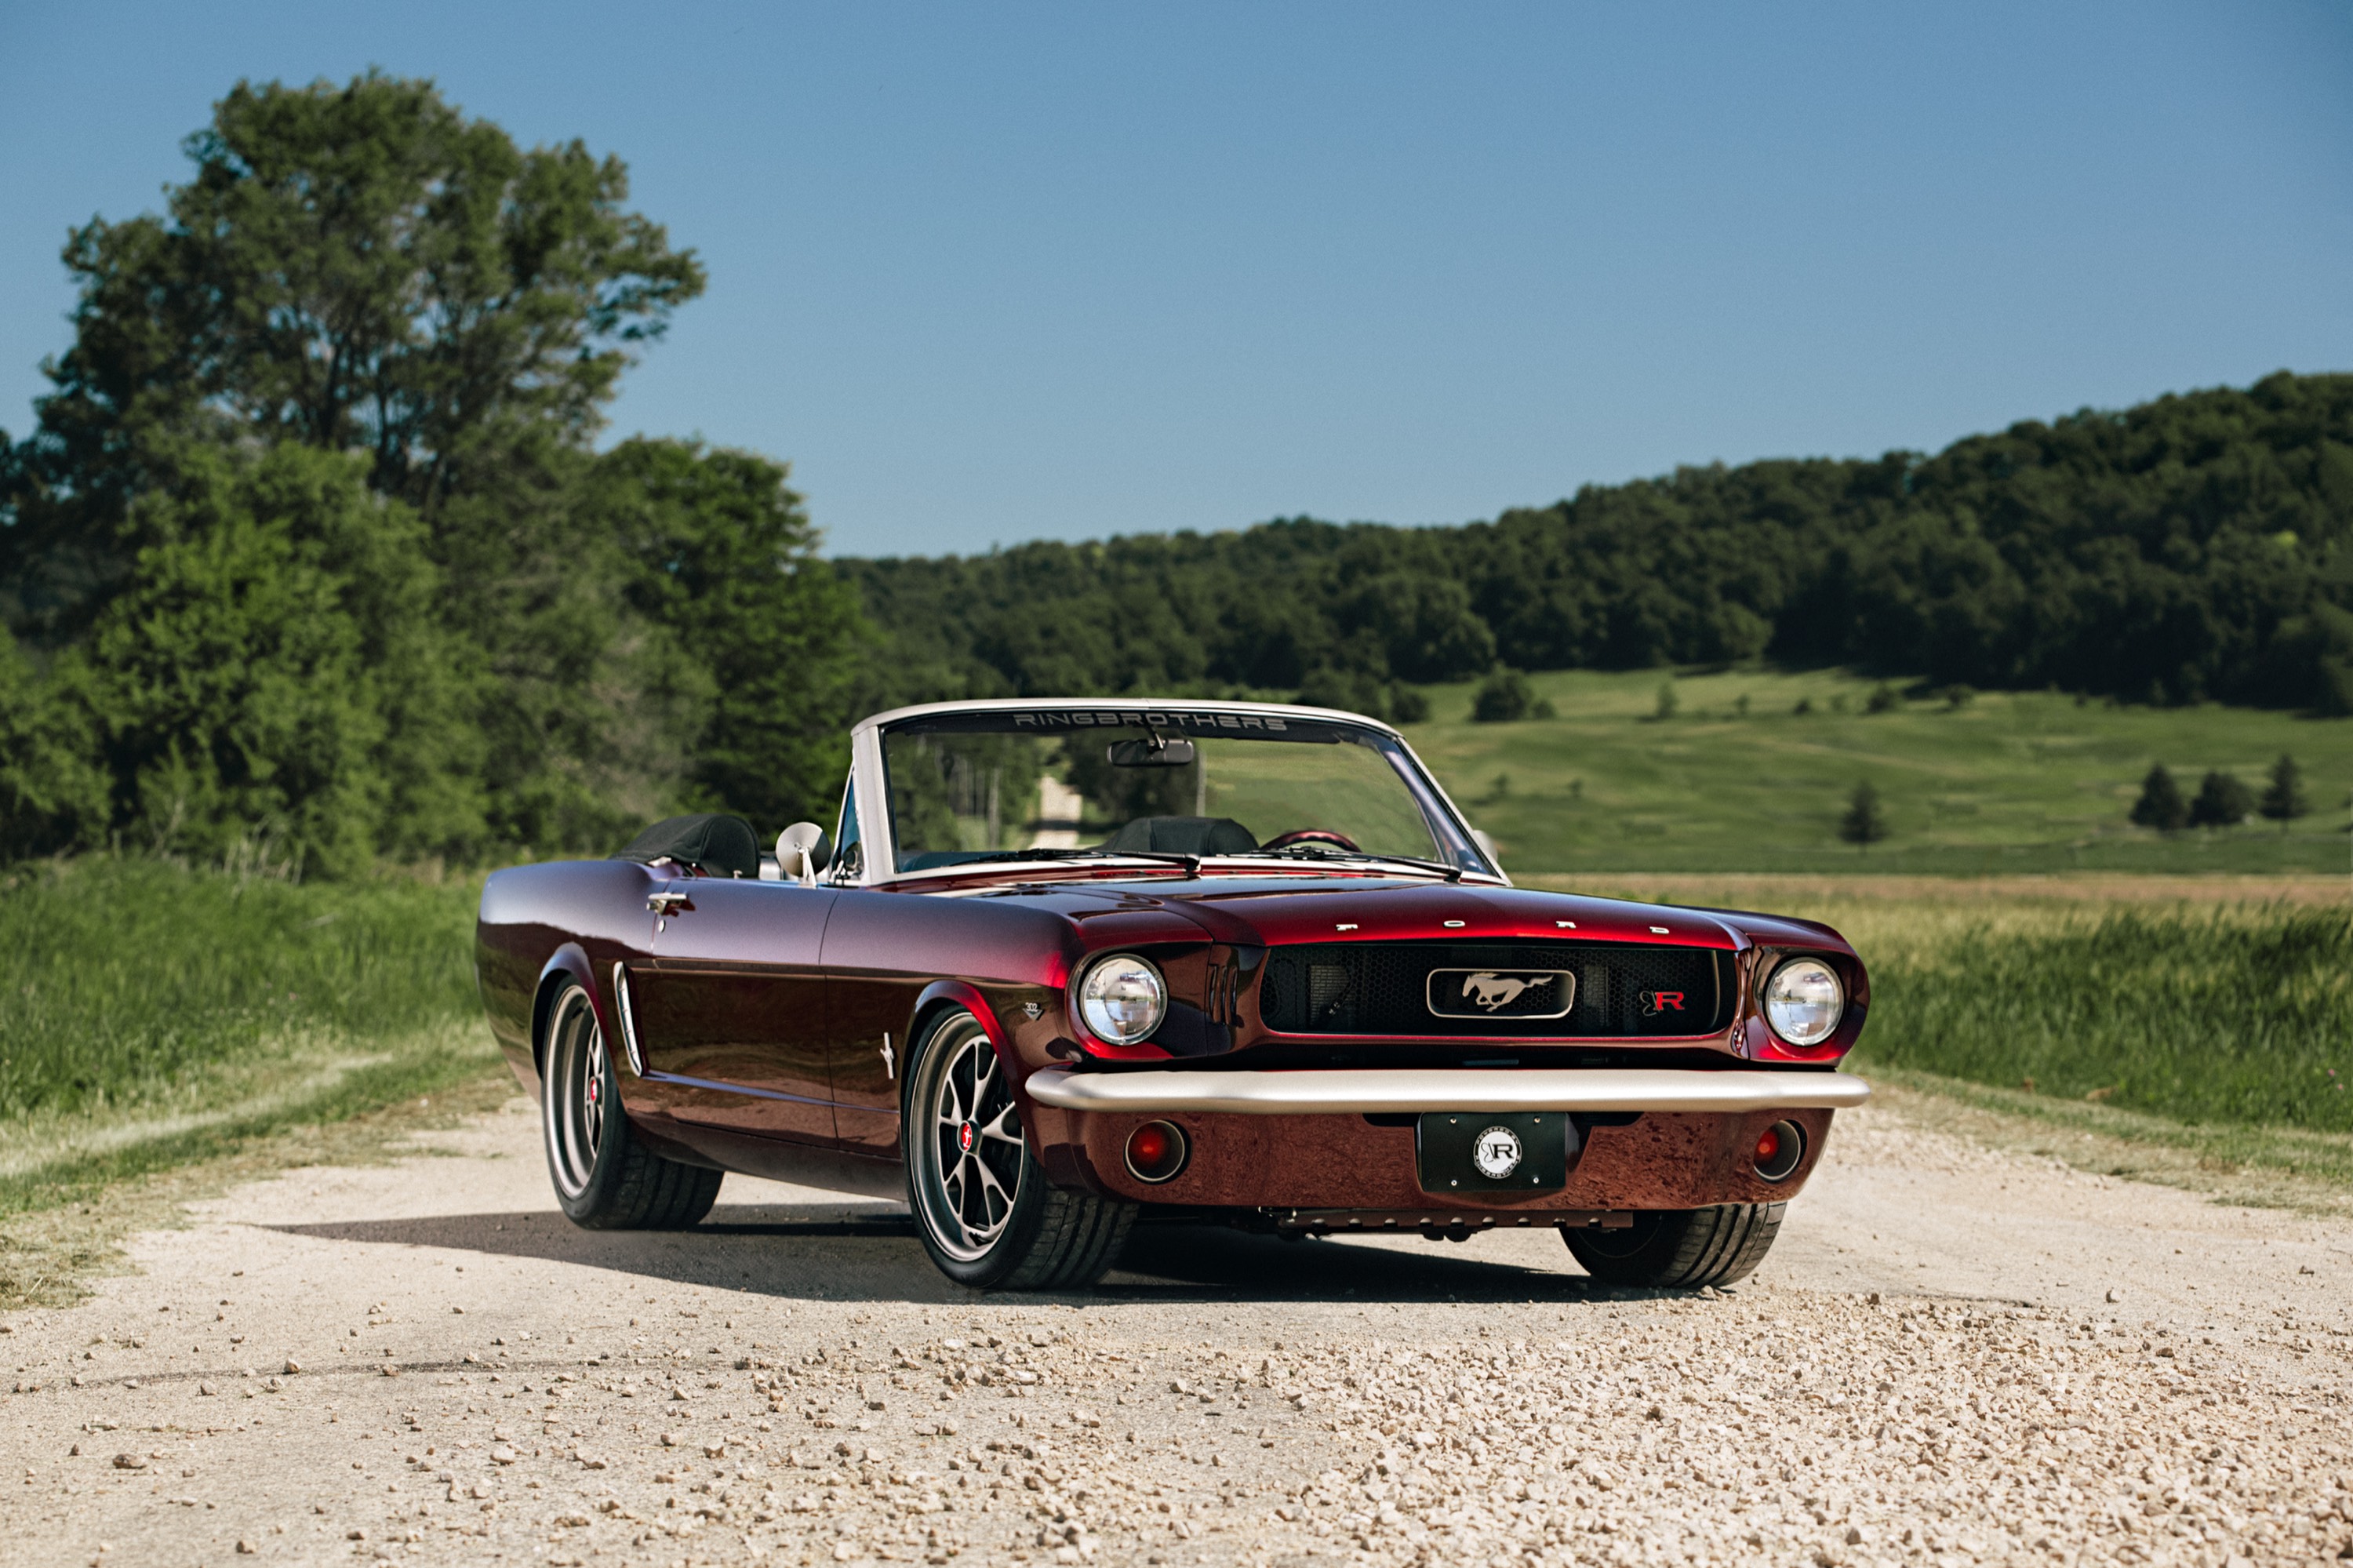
[1860,905,2353,1132]
[0,858,493,1214]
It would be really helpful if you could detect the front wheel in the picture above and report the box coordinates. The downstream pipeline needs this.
[904,1010,1133,1290]
[541,980,721,1230]
[1562,1203,1784,1289]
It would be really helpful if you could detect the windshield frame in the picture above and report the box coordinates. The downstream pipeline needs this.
[845,698,1504,889]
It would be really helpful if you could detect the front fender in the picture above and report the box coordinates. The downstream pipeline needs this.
[521,942,602,1096]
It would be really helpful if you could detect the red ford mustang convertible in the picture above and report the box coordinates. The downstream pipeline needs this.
[476,700,1869,1291]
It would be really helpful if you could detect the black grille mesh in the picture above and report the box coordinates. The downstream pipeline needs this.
[1258,941,1733,1038]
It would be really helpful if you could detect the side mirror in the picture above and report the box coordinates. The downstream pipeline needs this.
[776,822,832,886]
[1107,736,1196,767]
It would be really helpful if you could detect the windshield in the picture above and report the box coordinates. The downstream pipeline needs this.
[878,708,1491,877]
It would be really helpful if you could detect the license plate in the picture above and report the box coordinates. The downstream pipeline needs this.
[1417,1112,1568,1195]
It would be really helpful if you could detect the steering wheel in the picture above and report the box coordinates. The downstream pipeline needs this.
[1260,828,1361,853]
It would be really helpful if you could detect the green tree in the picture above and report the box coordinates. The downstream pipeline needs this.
[5,71,702,555]
[0,638,109,860]
[82,444,475,875]
[592,439,871,831]
[1838,780,1888,848]
[1653,679,1678,720]
[2130,764,2189,832]
[0,72,744,864]
[2259,754,2309,828]
[2188,770,2253,829]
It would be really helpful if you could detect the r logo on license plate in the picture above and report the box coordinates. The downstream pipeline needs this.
[1417,1112,1569,1194]
[1471,1125,1523,1179]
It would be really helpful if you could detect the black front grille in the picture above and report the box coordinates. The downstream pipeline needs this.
[1257,941,1734,1038]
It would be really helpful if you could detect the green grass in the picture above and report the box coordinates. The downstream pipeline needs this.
[1404,665,2353,874]
[0,857,498,1217]
[1856,906,2353,1133]
[1569,877,2353,1193]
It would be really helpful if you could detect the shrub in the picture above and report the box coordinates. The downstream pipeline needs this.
[2188,770,2253,828]
[1838,781,1888,847]
[2130,764,2188,832]
[2259,754,2309,825]
[1472,668,1534,722]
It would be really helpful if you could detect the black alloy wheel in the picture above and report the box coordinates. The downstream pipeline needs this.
[902,1009,1134,1290]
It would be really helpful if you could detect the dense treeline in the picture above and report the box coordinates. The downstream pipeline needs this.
[844,373,2353,719]
[0,74,869,874]
[3,71,2346,879]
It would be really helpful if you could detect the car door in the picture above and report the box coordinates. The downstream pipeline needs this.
[624,876,841,1145]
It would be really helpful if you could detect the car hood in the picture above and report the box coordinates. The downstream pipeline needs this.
[961,875,1853,957]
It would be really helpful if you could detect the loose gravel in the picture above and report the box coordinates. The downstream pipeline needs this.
[1,1097,2347,1567]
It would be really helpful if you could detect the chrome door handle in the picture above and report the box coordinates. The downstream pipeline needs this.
[647,892,693,915]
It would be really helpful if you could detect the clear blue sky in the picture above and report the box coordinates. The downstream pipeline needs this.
[3,2,2348,558]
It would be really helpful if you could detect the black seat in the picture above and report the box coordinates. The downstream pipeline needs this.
[616,813,761,879]
[1102,816,1258,856]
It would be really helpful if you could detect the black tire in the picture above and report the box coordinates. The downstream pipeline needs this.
[1562,1202,1784,1289]
[904,1010,1135,1290]
[540,980,722,1231]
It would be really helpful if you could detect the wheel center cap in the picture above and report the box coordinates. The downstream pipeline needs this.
[958,1122,976,1153]
[586,1080,599,1106]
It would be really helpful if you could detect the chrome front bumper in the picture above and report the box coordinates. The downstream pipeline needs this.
[1023,1067,1871,1116]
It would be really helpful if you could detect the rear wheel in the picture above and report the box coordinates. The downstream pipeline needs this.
[904,1010,1133,1290]
[1562,1203,1784,1289]
[541,980,721,1230]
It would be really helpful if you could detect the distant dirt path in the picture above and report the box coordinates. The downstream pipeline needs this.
[3,1096,2348,1566]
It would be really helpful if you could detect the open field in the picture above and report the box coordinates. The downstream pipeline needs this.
[1406,666,2353,875]
[0,859,496,1224]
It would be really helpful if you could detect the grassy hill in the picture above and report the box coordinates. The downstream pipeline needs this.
[1403,667,2353,875]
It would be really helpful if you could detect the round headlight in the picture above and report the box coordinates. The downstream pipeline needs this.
[1763,958,1844,1046]
[1077,954,1167,1046]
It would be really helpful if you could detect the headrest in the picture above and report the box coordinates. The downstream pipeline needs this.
[616,813,761,879]
[1101,816,1259,856]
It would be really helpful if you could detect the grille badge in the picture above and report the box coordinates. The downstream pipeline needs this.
[1425,967,1577,1020]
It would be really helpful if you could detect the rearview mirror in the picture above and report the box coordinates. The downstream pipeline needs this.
[1106,737,1196,767]
[776,822,831,886]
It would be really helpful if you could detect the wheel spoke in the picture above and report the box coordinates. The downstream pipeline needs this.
[912,1021,1027,1262]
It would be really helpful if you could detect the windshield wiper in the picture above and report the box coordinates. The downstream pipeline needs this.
[1235,847,1466,882]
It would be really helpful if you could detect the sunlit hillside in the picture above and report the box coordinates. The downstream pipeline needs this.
[1405,668,2353,875]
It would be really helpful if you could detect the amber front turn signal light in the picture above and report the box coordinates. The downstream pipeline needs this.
[1124,1120,1189,1183]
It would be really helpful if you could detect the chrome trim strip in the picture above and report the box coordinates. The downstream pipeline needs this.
[612,962,646,1078]
[1024,1067,1871,1116]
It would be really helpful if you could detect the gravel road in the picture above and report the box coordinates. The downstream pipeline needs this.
[3,1096,2348,1568]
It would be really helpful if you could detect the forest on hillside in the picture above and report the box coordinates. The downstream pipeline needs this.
[844,372,2353,722]
[2,71,2348,877]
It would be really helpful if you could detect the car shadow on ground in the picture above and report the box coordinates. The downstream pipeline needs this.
[262,1203,1608,1304]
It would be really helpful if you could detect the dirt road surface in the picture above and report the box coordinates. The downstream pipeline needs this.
[3,1096,2349,1568]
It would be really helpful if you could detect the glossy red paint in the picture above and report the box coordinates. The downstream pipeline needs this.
[473,697,1873,1242]
[477,852,1869,1218]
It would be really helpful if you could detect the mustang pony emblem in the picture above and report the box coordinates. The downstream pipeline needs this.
[1462,972,1534,1011]
[1425,967,1574,1020]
